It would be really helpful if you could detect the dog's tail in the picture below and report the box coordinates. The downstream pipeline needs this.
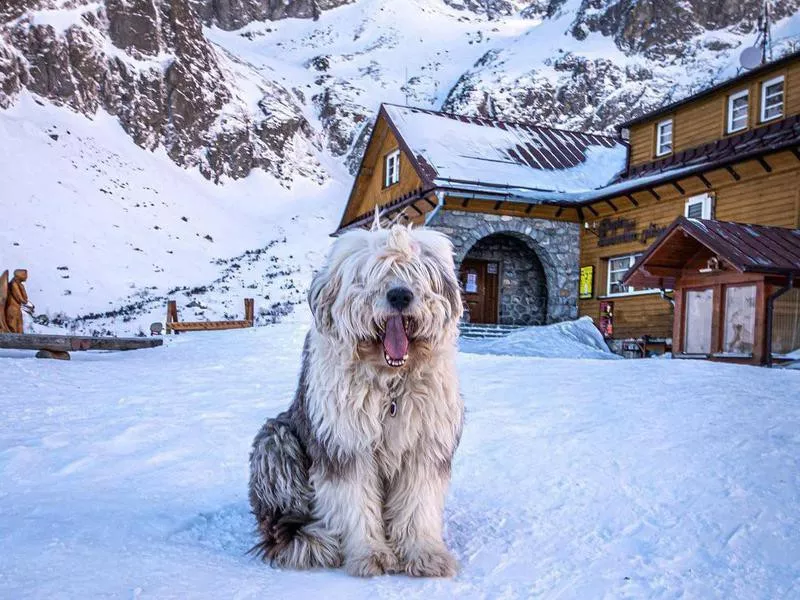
[248,417,342,569]
[248,510,341,568]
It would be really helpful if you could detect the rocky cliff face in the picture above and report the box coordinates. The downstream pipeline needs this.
[570,0,800,60]
[2,0,799,184]
[196,0,353,30]
[444,0,800,131]
[0,0,322,185]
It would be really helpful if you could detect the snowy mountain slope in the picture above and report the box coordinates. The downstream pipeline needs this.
[1,325,799,598]
[2,94,342,334]
[443,0,800,130]
[3,0,800,332]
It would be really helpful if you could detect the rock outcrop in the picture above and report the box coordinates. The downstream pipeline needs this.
[195,0,354,30]
[570,0,800,60]
[1,0,321,184]
[2,0,798,182]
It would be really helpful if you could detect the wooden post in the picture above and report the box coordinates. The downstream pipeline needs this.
[166,300,178,334]
[244,298,255,323]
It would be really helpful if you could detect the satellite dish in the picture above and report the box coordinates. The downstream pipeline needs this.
[740,46,762,70]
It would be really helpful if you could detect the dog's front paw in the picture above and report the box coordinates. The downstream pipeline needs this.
[402,546,458,578]
[345,547,399,577]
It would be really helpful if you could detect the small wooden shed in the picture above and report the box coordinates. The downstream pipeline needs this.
[623,217,800,365]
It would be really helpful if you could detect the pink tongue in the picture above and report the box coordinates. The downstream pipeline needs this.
[383,315,409,360]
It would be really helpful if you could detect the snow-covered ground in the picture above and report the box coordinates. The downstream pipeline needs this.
[2,323,799,599]
[459,316,622,360]
[1,95,343,334]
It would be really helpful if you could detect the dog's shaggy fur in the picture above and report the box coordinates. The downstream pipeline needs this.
[248,224,464,577]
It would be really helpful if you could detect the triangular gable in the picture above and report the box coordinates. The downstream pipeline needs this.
[337,106,432,232]
[624,216,800,289]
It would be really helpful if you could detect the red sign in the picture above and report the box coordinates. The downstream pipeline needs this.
[599,301,614,338]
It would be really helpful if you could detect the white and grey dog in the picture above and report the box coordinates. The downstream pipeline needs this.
[248,224,464,578]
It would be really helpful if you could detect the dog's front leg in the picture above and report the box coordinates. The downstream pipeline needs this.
[311,455,398,577]
[385,454,458,577]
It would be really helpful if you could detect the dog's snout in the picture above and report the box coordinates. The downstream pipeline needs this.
[387,287,413,311]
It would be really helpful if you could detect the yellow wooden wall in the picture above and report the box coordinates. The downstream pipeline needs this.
[629,60,800,166]
[578,154,800,340]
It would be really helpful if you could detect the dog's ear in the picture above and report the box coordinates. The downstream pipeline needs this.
[442,267,464,323]
[419,231,464,323]
[308,266,340,334]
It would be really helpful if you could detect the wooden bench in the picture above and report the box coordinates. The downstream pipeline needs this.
[0,333,163,360]
[166,298,255,334]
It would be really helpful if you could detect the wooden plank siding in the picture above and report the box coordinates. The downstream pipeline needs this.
[629,61,800,166]
[340,116,425,227]
[578,152,800,340]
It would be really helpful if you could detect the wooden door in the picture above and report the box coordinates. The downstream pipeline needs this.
[460,259,498,323]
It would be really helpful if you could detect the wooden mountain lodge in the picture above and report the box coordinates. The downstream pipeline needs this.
[336,50,800,364]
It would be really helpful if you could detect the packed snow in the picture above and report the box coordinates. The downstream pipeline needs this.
[2,322,799,599]
[459,316,621,359]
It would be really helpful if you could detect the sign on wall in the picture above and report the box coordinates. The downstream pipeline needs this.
[579,265,594,299]
[465,272,478,293]
[599,301,614,338]
[597,217,667,247]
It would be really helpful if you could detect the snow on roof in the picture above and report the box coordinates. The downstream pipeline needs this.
[383,104,628,197]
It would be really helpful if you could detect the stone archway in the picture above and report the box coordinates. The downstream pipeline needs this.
[429,210,580,324]
[461,233,548,325]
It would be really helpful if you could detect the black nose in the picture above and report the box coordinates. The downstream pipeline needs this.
[387,287,413,311]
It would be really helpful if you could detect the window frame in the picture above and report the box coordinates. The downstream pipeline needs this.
[684,193,713,220]
[760,75,785,123]
[383,149,401,188]
[605,253,659,298]
[655,118,673,157]
[726,89,749,134]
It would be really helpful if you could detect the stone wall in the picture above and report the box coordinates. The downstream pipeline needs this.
[465,234,548,325]
[428,209,580,323]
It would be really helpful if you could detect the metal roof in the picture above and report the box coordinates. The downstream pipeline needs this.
[624,217,800,289]
[380,104,628,194]
[623,114,800,182]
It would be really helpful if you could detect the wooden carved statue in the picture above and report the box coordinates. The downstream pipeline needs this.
[0,269,34,334]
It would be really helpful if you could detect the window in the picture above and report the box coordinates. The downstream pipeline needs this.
[607,254,642,296]
[655,118,673,156]
[384,149,400,187]
[684,288,714,355]
[772,288,800,356]
[760,75,784,122]
[727,89,749,133]
[684,193,713,220]
[722,285,756,356]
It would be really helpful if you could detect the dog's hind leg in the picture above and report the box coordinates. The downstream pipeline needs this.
[248,417,341,569]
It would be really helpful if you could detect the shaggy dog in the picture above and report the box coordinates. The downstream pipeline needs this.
[248,224,464,577]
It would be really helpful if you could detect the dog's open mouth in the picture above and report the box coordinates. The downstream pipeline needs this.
[381,315,411,367]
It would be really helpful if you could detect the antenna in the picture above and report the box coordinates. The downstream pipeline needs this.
[741,1,772,70]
